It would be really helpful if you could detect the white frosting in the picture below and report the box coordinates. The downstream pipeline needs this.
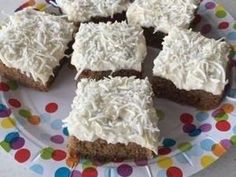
[71,21,147,77]
[126,0,199,33]
[64,77,160,153]
[0,8,75,85]
[153,28,231,95]
[56,0,129,22]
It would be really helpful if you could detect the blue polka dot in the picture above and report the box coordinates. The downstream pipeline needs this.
[189,128,202,137]
[51,120,62,130]
[156,170,167,177]
[0,104,6,111]
[196,112,209,122]
[30,164,44,175]
[227,32,236,41]
[5,132,19,143]
[55,167,71,177]
[187,144,204,156]
[40,113,51,123]
[200,139,215,151]
[163,138,176,147]
[175,154,188,164]
[63,127,69,136]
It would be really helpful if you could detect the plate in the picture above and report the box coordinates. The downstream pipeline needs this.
[0,0,236,177]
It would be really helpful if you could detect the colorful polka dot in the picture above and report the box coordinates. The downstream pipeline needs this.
[50,135,64,144]
[117,164,132,177]
[0,106,11,118]
[183,124,196,133]
[1,117,16,128]
[71,170,82,177]
[52,149,66,161]
[40,147,53,160]
[55,167,71,177]
[178,142,192,152]
[180,113,193,124]
[199,123,212,132]
[215,10,227,18]
[216,121,231,131]
[45,103,58,113]
[201,24,212,34]
[167,167,183,177]
[220,139,231,150]
[196,112,209,122]
[0,141,11,152]
[163,138,176,148]
[230,135,236,145]
[8,99,21,108]
[10,137,25,150]
[158,147,171,155]
[82,167,98,177]
[205,2,216,9]
[189,128,202,137]
[5,132,19,143]
[63,127,69,136]
[200,155,215,168]
[212,144,226,157]
[30,164,44,175]
[15,148,31,163]
[19,109,31,118]
[51,119,62,130]
[0,82,9,92]
[28,115,41,125]
[218,21,229,29]
[200,139,215,151]
[157,157,173,169]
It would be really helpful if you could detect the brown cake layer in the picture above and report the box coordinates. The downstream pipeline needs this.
[0,58,66,92]
[143,27,166,49]
[78,69,142,80]
[67,136,153,165]
[152,76,224,110]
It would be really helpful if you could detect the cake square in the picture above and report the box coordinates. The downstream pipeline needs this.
[126,0,199,47]
[71,21,147,80]
[64,77,159,162]
[152,28,231,110]
[0,8,76,91]
[56,0,129,23]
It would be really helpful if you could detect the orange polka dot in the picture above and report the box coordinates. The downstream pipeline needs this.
[28,115,41,125]
[212,144,226,157]
[221,104,234,113]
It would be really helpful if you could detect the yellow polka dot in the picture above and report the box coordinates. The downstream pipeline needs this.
[201,155,215,168]
[216,5,225,11]
[157,157,173,169]
[1,118,16,129]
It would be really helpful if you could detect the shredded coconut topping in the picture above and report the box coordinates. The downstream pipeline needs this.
[56,0,129,22]
[0,8,76,84]
[64,77,160,153]
[153,28,231,95]
[126,0,199,33]
[71,21,147,77]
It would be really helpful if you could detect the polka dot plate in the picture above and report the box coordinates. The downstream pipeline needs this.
[0,0,236,177]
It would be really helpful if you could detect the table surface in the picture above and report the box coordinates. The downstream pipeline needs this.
[0,0,236,177]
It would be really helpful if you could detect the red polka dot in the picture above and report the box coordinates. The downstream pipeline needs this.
[0,82,9,92]
[45,103,58,113]
[52,149,66,161]
[218,22,229,29]
[14,149,31,163]
[82,167,98,177]
[8,99,21,108]
[158,147,171,155]
[167,167,183,177]
[180,113,193,124]
[216,121,231,131]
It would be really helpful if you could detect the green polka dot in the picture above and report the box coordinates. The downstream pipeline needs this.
[19,109,31,118]
[40,147,53,160]
[6,81,18,91]
[214,113,228,121]
[216,10,227,18]
[0,141,11,152]
[178,142,192,152]
[230,136,236,145]
[156,109,165,120]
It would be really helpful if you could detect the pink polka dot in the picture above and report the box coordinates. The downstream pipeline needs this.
[220,139,231,150]
[45,103,58,113]
[200,123,212,132]
[205,2,216,9]
[117,164,133,177]
[50,135,64,144]
[8,98,21,108]
[15,149,31,163]
[216,121,231,132]
[71,170,82,177]
[201,24,212,35]
[218,21,229,29]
